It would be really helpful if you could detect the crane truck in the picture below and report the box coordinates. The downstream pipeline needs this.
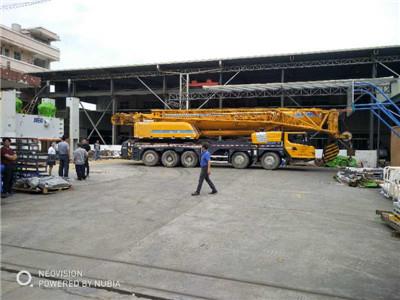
[111,108,351,170]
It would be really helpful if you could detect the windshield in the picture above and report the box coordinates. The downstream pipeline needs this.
[288,133,308,144]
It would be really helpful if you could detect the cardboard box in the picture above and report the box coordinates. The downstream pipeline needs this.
[391,126,400,166]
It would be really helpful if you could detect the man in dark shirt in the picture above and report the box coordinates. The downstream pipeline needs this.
[192,143,217,196]
[81,138,91,177]
[1,138,17,198]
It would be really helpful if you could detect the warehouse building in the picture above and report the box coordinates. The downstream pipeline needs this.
[30,45,400,153]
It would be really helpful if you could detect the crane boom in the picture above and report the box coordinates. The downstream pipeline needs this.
[112,108,342,138]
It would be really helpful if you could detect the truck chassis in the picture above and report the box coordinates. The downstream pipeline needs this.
[121,139,301,170]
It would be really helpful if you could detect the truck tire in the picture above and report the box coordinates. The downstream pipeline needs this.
[161,150,179,167]
[261,152,280,170]
[142,150,159,166]
[231,152,250,169]
[181,151,198,168]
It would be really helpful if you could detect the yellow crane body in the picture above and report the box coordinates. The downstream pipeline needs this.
[134,121,199,139]
[112,108,348,169]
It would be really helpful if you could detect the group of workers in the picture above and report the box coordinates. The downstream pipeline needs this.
[0,137,102,198]
[49,137,101,180]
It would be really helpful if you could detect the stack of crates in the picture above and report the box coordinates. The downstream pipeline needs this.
[14,138,48,177]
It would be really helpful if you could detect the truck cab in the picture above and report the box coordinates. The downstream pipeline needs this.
[284,132,315,160]
[251,131,315,162]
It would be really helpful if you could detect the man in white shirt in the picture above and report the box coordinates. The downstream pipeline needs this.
[47,142,57,176]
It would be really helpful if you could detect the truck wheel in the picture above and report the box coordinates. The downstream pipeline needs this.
[181,151,198,168]
[231,152,250,169]
[181,151,199,168]
[261,152,280,170]
[161,150,179,167]
[142,150,159,166]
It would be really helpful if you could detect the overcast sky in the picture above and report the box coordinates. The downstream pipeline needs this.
[1,0,399,70]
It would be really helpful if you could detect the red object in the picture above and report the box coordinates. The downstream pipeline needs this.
[1,146,16,165]
[189,79,218,88]
[0,68,41,87]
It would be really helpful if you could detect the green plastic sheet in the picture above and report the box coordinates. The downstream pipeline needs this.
[325,155,358,168]
[16,97,23,113]
[38,102,56,117]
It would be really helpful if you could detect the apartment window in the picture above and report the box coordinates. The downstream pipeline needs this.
[2,48,10,57]
[14,51,21,60]
[34,58,48,68]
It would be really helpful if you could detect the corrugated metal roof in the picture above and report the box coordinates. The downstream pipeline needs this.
[31,45,400,75]
[203,77,396,92]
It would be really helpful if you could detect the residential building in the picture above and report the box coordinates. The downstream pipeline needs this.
[0,23,60,74]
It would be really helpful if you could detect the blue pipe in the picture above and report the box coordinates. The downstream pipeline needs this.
[355,82,400,115]
[354,88,400,127]
[371,109,400,138]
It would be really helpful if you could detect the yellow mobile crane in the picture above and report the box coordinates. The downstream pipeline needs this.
[112,108,351,170]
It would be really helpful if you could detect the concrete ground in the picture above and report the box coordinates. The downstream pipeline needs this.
[1,159,399,300]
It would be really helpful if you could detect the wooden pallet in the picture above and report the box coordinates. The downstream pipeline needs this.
[41,186,71,194]
[376,210,400,237]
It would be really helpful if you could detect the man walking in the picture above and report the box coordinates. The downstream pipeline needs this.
[58,136,70,178]
[81,139,91,177]
[73,143,88,180]
[94,140,101,160]
[1,138,17,198]
[192,143,217,196]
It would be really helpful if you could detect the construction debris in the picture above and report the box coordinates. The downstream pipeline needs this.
[13,176,71,194]
[99,149,120,159]
[334,167,383,188]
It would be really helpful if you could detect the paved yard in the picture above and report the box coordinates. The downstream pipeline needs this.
[1,160,399,300]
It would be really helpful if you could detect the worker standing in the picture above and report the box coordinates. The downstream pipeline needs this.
[81,139,91,177]
[58,136,70,178]
[1,138,17,198]
[94,140,101,160]
[47,142,57,176]
[192,143,218,196]
[73,143,88,180]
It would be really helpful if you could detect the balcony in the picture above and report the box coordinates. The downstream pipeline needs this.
[0,25,60,61]
[0,55,48,73]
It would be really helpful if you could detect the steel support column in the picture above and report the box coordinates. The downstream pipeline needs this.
[280,69,285,107]
[186,73,190,109]
[163,76,167,108]
[369,62,377,150]
[179,74,182,109]
[219,72,223,109]
[111,79,117,145]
